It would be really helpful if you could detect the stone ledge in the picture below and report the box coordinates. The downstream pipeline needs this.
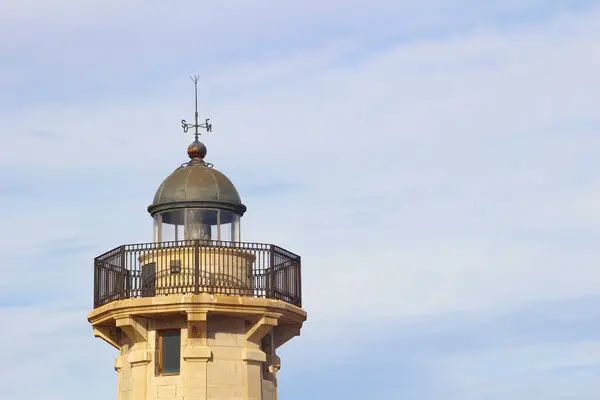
[183,346,212,361]
[88,294,306,327]
[128,350,152,365]
[241,348,266,363]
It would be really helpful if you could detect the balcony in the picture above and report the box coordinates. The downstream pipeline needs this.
[93,240,302,308]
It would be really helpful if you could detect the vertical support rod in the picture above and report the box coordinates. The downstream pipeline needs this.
[217,210,221,241]
[120,245,126,300]
[194,239,200,294]
[156,214,163,245]
[269,246,276,299]
[297,256,302,307]
[93,259,98,308]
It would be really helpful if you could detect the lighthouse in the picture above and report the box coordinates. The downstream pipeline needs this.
[88,78,306,400]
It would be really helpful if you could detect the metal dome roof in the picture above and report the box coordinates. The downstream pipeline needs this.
[147,141,246,217]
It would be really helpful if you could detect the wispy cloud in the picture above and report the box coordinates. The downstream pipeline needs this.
[0,1,599,399]
[280,295,600,399]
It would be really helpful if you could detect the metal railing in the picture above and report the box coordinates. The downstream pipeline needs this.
[93,240,302,308]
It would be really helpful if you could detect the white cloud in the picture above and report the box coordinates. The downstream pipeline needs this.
[1,1,599,398]
[435,340,600,399]
[0,305,116,400]
[2,3,600,318]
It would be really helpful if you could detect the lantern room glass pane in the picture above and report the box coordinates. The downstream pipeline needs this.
[154,208,241,243]
[161,223,178,242]
[184,209,217,241]
[217,211,239,242]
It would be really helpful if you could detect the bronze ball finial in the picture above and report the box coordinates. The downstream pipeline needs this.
[187,139,207,160]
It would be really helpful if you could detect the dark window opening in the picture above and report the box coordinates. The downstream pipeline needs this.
[158,330,181,375]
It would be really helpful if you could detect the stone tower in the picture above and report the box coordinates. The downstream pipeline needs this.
[88,82,306,400]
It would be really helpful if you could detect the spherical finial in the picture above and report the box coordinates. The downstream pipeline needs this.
[188,140,207,160]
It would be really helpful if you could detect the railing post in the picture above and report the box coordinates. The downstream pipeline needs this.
[93,259,98,308]
[297,256,302,307]
[120,245,126,300]
[269,245,276,299]
[194,240,200,294]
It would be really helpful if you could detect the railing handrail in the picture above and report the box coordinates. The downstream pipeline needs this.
[95,239,301,261]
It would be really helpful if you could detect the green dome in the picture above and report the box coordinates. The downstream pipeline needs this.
[148,162,246,217]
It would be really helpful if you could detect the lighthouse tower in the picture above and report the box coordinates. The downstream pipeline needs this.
[88,78,306,400]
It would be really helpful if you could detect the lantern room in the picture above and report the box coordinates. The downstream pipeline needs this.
[148,139,246,243]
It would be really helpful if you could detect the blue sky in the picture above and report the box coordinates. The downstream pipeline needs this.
[1,1,600,399]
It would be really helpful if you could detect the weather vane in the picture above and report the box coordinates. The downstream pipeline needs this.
[181,75,212,141]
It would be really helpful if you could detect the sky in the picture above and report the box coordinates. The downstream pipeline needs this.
[0,1,599,399]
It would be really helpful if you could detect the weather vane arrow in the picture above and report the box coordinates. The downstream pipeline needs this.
[181,75,212,140]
